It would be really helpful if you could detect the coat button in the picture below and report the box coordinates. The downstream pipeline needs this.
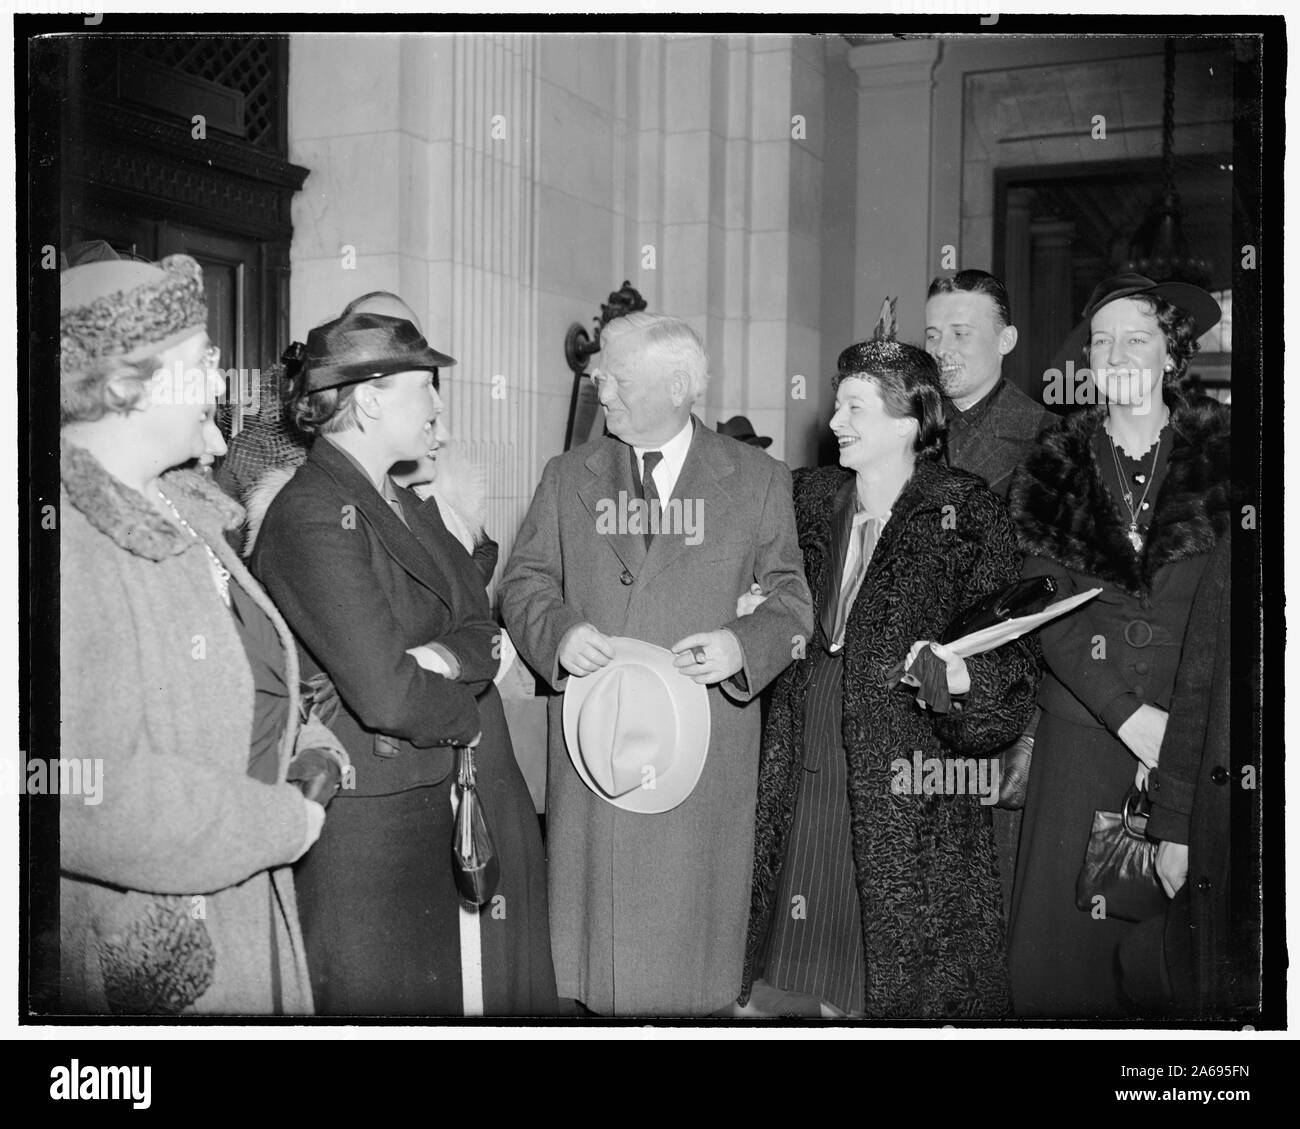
[1124,619,1153,647]
[1135,660,1149,674]
[620,569,633,586]
[1211,766,1229,785]
[1197,877,1212,892]
[1133,685,1145,698]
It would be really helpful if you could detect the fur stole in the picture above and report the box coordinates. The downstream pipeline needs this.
[1010,392,1230,595]
[61,437,244,561]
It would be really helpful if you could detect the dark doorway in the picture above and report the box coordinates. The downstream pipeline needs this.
[58,35,309,436]
[994,154,1234,405]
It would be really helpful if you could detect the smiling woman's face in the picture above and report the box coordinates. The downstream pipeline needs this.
[828,374,913,472]
[1088,296,1170,409]
[136,330,226,472]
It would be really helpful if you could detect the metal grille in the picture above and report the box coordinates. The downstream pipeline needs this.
[147,38,278,149]
[77,37,281,151]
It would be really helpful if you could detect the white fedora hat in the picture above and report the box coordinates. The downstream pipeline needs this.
[562,637,711,814]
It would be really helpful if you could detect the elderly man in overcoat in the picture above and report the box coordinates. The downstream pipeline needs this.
[500,312,813,1016]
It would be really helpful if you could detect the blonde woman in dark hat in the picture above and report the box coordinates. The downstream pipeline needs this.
[1007,273,1230,1017]
[59,253,345,1014]
[251,311,556,1016]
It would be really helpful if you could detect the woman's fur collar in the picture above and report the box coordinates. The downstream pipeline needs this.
[411,442,488,544]
[61,437,245,561]
[1011,392,1230,594]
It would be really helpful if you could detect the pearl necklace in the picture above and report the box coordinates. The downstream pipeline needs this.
[157,489,231,606]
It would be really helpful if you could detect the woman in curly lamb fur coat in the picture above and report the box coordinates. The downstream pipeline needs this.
[57,254,336,1015]
[1006,275,1230,1018]
[741,328,1039,1020]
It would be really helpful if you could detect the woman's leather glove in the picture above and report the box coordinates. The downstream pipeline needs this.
[288,714,351,806]
[287,748,345,806]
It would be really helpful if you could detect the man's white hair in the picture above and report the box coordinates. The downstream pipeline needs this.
[600,312,710,402]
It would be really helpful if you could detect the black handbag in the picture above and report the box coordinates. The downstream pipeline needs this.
[1075,785,1167,923]
[886,577,1060,713]
[451,744,500,907]
[938,575,1058,644]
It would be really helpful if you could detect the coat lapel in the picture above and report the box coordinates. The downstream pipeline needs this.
[816,477,858,646]
[577,435,647,578]
[310,439,456,614]
[639,421,739,586]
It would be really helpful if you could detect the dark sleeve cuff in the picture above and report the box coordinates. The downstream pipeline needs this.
[1099,691,1144,736]
[1146,765,1195,844]
[426,642,462,680]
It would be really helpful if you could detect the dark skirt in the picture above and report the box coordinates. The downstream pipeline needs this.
[294,698,557,1017]
[760,647,865,1015]
[1008,709,1139,1018]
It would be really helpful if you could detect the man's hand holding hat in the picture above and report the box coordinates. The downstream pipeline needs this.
[671,629,744,686]
[559,622,616,677]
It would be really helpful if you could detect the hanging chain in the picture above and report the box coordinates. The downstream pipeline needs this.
[1162,38,1177,195]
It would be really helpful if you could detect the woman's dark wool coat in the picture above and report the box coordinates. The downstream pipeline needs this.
[742,459,1040,1019]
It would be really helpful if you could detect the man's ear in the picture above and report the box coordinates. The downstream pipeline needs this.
[998,325,1019,356]
[669,369,691,408]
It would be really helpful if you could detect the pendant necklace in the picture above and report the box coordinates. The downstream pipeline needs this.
[1104,424,1162,553]
[157,489,232,606]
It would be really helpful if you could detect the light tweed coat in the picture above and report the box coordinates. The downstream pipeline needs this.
[501,421,813,1015]
[58,438,323,1015]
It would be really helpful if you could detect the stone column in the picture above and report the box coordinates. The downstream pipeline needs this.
[1030,216,1077,378]
[846,38,940,344]
[290,33,540,586]
[1003,186,1036,392]
[435,34,539,587]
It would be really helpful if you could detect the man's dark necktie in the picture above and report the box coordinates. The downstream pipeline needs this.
[639,450,663,548]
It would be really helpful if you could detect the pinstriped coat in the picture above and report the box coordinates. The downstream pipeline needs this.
[501,421,814,1015]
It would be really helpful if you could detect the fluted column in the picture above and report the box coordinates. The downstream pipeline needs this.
[1030,216,1077,376]
[1003,186,1036,392]
[847,38,940,344]
[434,34,539,589]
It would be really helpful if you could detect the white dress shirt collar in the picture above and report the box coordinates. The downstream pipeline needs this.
[633,415,695,500]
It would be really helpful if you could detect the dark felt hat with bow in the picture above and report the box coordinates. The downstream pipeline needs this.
[300,312,456,393]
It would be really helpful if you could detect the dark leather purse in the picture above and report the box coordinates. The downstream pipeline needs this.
[886,577,1058,717]
[938,575,1058,644]
[1075,785,1167,923]
[451,744,500,907]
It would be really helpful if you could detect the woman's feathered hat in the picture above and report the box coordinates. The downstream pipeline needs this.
[836,297,934,381]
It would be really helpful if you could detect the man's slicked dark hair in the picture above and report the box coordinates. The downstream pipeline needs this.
[927,269,1012,330]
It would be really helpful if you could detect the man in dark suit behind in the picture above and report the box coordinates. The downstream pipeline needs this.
[500,312,813,1016]
[925,268,1055,919]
